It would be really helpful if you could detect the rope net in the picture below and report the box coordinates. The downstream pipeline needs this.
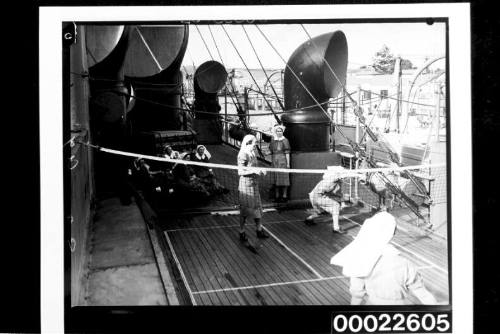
[99,145,446,224]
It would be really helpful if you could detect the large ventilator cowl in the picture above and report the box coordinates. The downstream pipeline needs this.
[85,25,126,68]
[124,25,189,79]
[281,30,348,152]
[194,60,228,94]
[193,60,228,120]
[123,25,189,130]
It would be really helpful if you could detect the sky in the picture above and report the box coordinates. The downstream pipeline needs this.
[182,22,446,71]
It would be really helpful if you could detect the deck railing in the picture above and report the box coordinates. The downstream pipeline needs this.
[221,119,272,164]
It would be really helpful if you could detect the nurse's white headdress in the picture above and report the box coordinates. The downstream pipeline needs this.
[330,211,397,277]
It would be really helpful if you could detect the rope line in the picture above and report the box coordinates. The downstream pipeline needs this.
[64,136,76,147]
[77,141,444,175]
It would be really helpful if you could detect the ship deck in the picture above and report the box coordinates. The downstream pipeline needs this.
[155,144,449,306]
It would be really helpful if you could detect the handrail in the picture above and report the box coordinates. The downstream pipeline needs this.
[220,119,272,164]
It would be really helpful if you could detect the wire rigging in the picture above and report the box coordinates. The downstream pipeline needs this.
[221,25,281,125]
[256,24,426,220]
[194,25,214,61]
[208,25,224,64]
[242,25,286,112]
[197,25,245,117]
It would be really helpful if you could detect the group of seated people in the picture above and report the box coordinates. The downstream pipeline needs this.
[132,144,229,206]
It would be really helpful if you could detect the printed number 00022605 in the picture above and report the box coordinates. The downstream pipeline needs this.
[331,312,451,333]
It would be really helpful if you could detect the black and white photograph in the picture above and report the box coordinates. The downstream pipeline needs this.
[39,3,473,333]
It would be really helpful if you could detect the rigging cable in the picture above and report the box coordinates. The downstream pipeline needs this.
[241,25,286,113]
[402,71,445,134]
[206,25,246,116]
[194,25,214,60]
[300,24,430,204]
[197,24,245,117]
[257,24,425,220]
[221,25,281,125]
[299,24,379,142]
[362,88,436,108]
[134,27,163,72]
[71,72,339,117]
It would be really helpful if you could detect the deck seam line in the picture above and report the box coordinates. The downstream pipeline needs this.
[164,231,198,305]
[164,219,302,233]
[342,216,448,275]
[262,226,323,279]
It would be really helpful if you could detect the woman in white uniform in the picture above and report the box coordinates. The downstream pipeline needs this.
[268,124,291,202]
[330,211,438,305]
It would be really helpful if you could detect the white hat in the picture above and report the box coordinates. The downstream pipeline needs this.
[323,165,345,180]
[330,211,397,277]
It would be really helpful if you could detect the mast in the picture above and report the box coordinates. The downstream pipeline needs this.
[391,56,402,133]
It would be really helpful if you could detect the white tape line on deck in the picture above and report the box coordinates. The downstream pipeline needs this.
[193,265,435,296]
[192,275,344,295]
[262,226,323,279]
[164,231,197,305]
[342,216,448,275]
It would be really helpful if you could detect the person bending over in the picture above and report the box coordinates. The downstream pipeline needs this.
[305,166,361,234]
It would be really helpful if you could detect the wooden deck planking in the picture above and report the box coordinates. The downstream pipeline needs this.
[168,224,326,305]
[181,227,251,306]
[190,222,347,304]
[201,225,286,305]
[162,205,449,305]
[179,229,232,305]
[264,218,357,302]
[230,210,356,304]
[168,231,217,305]
[265,210,449,304]
[316,279,352,304]
[193,228,245,306]
[202,278,353,306]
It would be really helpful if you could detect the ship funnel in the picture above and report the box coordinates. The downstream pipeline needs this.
[282,30,348,152]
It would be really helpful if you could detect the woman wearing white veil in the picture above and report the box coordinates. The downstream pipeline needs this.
[237,134,269,242]
[269,124,291,202]
[330,211,437,305]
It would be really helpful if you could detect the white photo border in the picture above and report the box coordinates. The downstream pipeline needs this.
[40,4,471,333]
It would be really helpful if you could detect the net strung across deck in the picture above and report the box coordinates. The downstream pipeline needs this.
[121,148,446,219]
